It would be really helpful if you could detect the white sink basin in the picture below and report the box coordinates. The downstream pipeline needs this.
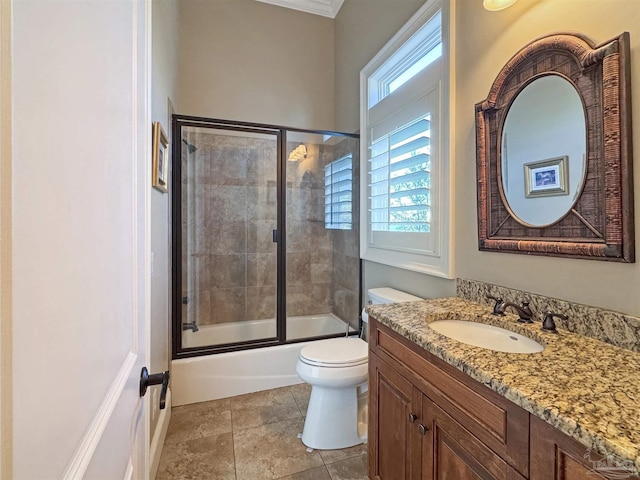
[429,320,544,354]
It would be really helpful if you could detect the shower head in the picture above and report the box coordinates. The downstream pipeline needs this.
[182,139,198,154]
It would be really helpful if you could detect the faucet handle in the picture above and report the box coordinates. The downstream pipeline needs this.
[486,295,505,316]
[541,312,568,334]
[517,301,534,324]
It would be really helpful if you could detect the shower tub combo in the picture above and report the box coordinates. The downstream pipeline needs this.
[171,116,361,406]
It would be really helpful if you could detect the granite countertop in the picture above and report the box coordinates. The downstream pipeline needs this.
[366,297,640,475]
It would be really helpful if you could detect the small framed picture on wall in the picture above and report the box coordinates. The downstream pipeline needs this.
[152,121,169,193]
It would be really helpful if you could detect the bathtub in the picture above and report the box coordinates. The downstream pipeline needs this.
[172,313,357,406]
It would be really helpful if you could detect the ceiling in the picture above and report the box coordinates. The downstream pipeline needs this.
[254,0,345,18]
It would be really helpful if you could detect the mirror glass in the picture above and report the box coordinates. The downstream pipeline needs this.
[501,75,586,227]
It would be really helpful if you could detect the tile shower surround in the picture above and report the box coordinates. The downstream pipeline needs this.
[457,278,640,352]
[330,137,360,329]
[181,132,360,329]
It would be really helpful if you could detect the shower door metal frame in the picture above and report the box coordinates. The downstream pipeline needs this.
[171,114,361,360]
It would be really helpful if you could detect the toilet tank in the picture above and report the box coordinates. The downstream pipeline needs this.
[361,287,423,332]
[367,287,423,305]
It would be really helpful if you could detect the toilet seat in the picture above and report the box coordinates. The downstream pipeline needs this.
[299,338,368,368]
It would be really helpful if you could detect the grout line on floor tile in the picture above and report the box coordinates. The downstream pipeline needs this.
[230,402,238,479]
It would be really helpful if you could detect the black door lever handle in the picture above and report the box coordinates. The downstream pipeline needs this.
[139,367,170,409]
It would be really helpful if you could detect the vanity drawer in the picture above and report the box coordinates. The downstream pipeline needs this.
[370,318,530,476]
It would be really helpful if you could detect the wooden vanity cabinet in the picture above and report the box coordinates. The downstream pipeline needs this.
[529,416,609,480]
[369,352,420,480]
[369,318,633,480]
[421,397,527,480]
[369,318,529,480]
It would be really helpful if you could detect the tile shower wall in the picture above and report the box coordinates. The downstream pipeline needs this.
[182,131,360,328]
[331,137,360,329]
[286,142,334,317]
[182,131,279,326]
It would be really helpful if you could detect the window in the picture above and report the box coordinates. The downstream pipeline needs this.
[367,10,442,108]
[360,0,452,278]
[325,154,353,230]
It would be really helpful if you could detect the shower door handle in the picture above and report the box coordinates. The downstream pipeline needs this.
[272,229,278,243]
[139,367,170,410]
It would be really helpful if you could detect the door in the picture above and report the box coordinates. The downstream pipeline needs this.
[422,398,525,480]
[10,0,151,478]
[369,352,420,480]
[530,416,613,480]
[174,121,281,352]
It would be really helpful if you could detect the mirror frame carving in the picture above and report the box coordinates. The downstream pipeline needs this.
[476,32,634,262]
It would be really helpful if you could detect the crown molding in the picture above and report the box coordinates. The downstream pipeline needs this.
[255,0,345,18]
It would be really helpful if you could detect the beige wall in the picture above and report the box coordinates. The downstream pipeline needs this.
[336,0,640,315]
[335,0,426,134]
[0,0,11,477]
[151,0,179,440]
[177,0,335,130]
[455,0,640,315]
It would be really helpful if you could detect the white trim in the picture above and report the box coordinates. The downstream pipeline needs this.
[361,0,442,81]
[254,0,344,18]
[62,352,138,480]
[136,0,153,478]
[149,389,171,480]
[124,459,134,480]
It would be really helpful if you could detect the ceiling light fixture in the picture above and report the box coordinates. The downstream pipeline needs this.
[483,0,518,11]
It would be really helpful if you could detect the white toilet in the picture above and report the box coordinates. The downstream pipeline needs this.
[296,287,423,450]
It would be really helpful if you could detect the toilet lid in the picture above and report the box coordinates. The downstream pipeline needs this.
[299,338,368,367]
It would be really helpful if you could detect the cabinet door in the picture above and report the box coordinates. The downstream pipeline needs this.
[369,352,421,480]
[422,398,526,480]
[371,319,529,475]
[530,416,613,480]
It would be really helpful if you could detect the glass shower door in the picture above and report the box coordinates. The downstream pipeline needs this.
[285,131,360,341]
[178,124,280,350]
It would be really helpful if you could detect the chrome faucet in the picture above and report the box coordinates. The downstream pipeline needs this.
[182,322,199,332]
[486,296,534,323]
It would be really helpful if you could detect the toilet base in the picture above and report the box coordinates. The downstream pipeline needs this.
[300,383,367,450]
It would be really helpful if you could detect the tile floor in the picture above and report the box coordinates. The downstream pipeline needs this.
[157,384,369,480]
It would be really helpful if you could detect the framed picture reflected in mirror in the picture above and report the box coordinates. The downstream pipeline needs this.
[524,156,569,198]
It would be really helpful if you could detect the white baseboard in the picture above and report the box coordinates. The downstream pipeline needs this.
[149,388,172,480]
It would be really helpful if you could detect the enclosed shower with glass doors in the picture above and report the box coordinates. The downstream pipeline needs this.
[172,116,361,358]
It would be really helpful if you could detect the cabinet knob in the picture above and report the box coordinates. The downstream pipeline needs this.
[418,424,430,435]
[408,413,418,423]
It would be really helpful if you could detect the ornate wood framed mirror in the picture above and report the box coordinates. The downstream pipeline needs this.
[476,32,634,262]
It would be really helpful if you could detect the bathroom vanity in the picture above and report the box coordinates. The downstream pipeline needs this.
[366,298,640,480]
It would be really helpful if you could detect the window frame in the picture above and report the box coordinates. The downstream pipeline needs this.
[359,0,454,278]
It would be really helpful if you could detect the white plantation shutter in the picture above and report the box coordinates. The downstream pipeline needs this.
[370,115,432,233]
[325,154,353,230]
[367,87,439,256]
